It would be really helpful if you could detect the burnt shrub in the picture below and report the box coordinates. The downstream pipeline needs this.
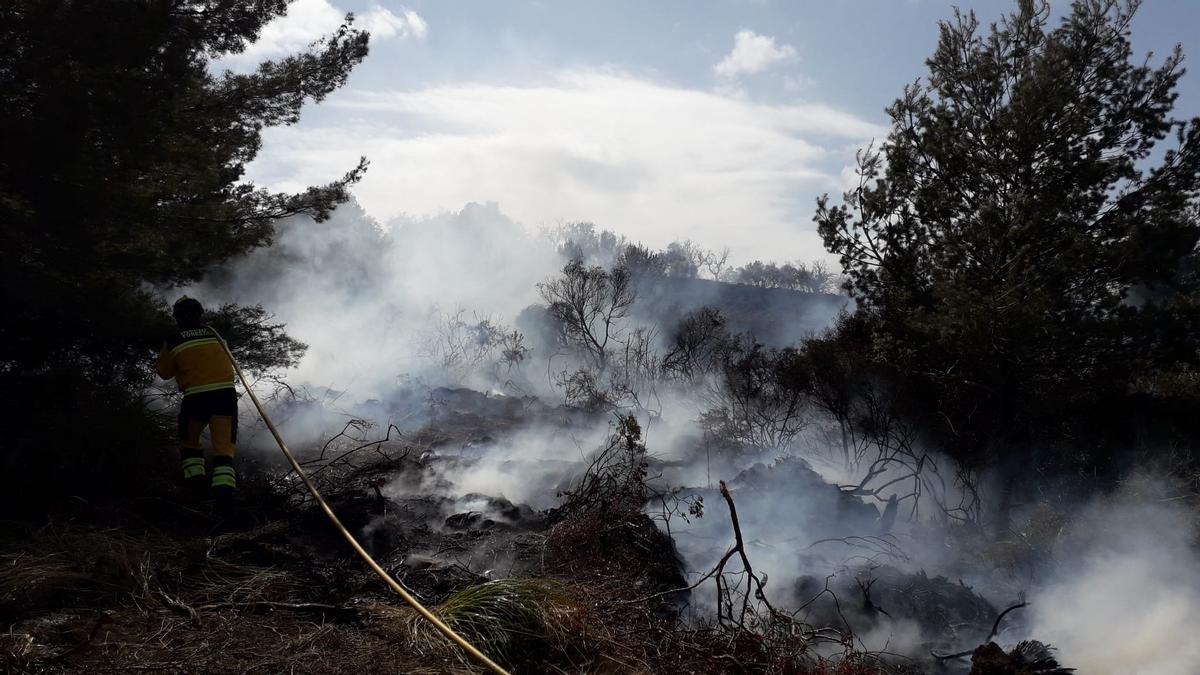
[546,416,684,590]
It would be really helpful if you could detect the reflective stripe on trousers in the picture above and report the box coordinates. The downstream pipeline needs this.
[211,464,236,489]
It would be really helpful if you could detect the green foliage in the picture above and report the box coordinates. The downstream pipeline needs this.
[1,0,366,379]
[207,304,307,377]
[0,1,369,504]
[421,579,574,670]
[815,0,1200,465]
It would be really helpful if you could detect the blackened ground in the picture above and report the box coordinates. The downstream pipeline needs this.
[0,398,963,674]
[792,566,998,658]
[0,467,863,673]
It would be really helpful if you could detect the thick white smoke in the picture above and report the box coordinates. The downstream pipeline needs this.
[1027,481,1200,674]
[184,199,1200,672]
[194,200,560,400]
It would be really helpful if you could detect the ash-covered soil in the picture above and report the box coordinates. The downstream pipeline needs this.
[2,388,1052,674]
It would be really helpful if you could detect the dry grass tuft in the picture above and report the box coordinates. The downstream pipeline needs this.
[0,525,166,617]
[408,578,582,671]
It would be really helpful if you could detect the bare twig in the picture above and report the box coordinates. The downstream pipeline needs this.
[932,600,1029,661]
[988,600,1028,641]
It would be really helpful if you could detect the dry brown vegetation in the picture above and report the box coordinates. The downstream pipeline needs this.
[0,521,899,674]
[1,418,925,675]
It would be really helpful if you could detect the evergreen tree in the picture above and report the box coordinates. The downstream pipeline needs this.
[815,0,1200,465]
[0,1,371,503]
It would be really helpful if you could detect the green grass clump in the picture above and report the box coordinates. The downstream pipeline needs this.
[414,578,577,669]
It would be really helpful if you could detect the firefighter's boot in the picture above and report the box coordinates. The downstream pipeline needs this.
[211,456,236,518]
[180,449,208,502]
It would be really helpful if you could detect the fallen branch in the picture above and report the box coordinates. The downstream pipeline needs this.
[156,590,200,626]
[271,422,409,497]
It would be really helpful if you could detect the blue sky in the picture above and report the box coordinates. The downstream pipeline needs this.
[234,0,1200,263]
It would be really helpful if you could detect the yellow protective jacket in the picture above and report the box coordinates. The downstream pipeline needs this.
[156,326,236,396]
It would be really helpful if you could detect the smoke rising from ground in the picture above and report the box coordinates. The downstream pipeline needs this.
[1026,482,1200,674]
[194,200,559,401]
[184,200,1200,671]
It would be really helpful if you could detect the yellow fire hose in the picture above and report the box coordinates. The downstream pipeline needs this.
[212,330,511,675]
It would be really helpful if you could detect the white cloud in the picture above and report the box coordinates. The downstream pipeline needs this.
[361,5,427,41]
[783,73,817,92]
[222,0,426,66]
[246,71,884,263]
[715,30,796,78]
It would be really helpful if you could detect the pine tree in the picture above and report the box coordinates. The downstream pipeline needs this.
[0,1,371,503]
[815,0,1200,464]
[1,0,368,383]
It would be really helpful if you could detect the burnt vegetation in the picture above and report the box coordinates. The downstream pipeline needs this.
[3,0,1199,673]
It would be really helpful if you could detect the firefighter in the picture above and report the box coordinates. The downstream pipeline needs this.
[156,296,238,510]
